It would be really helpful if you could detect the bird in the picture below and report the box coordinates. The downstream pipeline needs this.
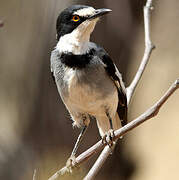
[50,4,127,167]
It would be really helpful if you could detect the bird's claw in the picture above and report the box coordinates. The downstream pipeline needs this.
[65,154,76,173]
[102,129,115,147]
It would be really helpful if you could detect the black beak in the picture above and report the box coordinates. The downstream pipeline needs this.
[88,8,112,20]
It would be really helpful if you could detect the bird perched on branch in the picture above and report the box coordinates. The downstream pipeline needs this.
[50,5,127,168]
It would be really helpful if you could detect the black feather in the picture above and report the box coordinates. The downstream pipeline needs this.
[60,49,95,68]
[51,72,56,83]
[97,47,128,126]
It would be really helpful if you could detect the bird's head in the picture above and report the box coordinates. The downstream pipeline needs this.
[56,5,111,52]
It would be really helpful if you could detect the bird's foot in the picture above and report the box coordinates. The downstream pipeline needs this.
[102,129,115,147]
[65,154,76,173]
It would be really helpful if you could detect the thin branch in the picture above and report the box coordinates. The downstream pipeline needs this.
[83,145,113,180]
[126,0,155,105]
[48,79,179,180]
[33,169,37,180]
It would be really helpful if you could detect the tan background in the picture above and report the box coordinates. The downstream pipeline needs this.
[0,0,178,179]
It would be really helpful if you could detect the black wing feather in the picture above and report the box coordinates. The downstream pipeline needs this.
[97,47,128,126]
[51,72,56,83]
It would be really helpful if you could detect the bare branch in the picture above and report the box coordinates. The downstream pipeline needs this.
[83,146,113,180]
[126,0,155,105]
[48,79,179,180]
[33,169,37,180]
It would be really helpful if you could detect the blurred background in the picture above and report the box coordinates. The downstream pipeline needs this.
[0,0,179,179]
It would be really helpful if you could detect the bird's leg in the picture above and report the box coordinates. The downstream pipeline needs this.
[71,125,87,156]
[102,112,115,147]
[66,125,88,172]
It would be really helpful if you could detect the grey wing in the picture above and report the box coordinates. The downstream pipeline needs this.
[50,49,58,83]
[50,49,64,83]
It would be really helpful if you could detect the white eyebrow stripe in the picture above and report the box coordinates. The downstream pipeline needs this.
[74,7,95,17]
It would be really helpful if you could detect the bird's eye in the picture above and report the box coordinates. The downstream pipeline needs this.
[72,15,80,22]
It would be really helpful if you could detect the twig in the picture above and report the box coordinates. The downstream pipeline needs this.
[84,0,155,179]
[33,169,37,180]
[126,0,155,105]
[48,79,179,180]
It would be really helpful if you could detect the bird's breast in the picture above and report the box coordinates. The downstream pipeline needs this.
[61,65,117,113]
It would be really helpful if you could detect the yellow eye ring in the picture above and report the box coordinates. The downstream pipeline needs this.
[72,15,80,22]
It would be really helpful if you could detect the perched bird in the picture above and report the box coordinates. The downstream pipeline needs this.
[50,5,127,165]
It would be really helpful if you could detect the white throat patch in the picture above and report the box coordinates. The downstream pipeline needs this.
[56,18,98,55]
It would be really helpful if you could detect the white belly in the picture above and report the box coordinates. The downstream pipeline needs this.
[63,67,118,116]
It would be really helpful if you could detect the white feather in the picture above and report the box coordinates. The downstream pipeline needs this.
[56,19,98,54]
[74,7,95,17]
